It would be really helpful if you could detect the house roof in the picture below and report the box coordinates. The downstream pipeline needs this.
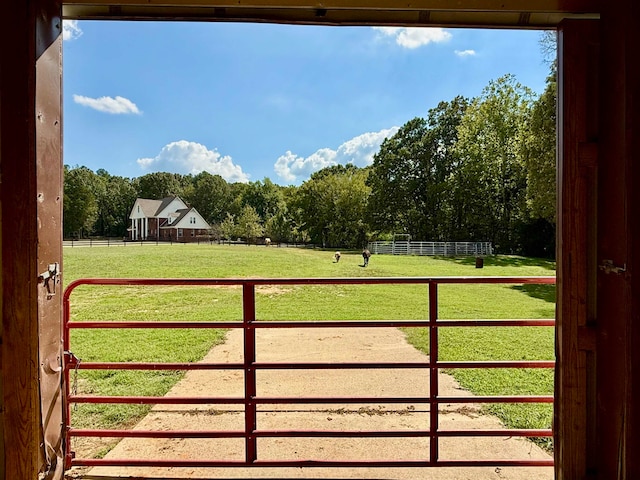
[160,208,190,227]
[136,198,164,217]
[134,197,210,229]
[134,196,180,217]
[172,208,191,225]
[159,207,211,230]
[154,196,179,216]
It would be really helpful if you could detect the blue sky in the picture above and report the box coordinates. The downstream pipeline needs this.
[63,21,551,186]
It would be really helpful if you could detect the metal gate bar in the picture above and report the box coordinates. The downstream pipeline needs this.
[63,276,555,470]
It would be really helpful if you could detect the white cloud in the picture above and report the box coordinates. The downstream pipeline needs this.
[455,49,477,57]
[274,149,337,183]
[336,128,399,166]
[373,27,452,49]
[63,21,82,41]
[73,95,142,115]
[63,20,83,41]
[274,126,400,183]
[137,140,250,183]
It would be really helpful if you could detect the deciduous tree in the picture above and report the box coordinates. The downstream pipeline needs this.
[294,164,370,248]
[94,170,138,237]
[236,205,264,244]
[524,67,557,225]
[184,172,231,224]
[63,165,100,238]
[367,97,468,240]
[453,74,533,252]
[134,172,187,200]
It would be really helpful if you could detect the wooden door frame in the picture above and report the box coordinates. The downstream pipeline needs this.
[6,1,640,479]
[555,19,599,480]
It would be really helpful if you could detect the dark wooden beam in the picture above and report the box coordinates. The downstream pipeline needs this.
[62,0,599,11]
[1,0,64,478]
[1,1,41,476]
[62,0,599,26]
[556,18,599,480]
[596,0,640,477]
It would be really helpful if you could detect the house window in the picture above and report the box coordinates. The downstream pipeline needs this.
[191,230,195,236]
[178,229,183,237]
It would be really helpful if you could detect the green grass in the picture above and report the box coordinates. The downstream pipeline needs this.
[64,244,555,449]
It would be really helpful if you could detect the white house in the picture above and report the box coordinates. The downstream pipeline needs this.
[129,196,211,242]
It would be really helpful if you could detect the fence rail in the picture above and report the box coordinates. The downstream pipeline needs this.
[367,241,493,256]
[63,275,554,471]
[63,238,314,248]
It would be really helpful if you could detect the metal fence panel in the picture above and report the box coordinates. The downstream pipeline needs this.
[63,275,553,471]
[368,241,492,256]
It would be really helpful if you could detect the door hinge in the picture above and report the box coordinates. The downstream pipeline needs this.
[39,262,61,297]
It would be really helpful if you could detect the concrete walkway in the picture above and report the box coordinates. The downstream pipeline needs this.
[71,327,553,480]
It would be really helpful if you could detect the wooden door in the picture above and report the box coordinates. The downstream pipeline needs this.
[1,0,64,478]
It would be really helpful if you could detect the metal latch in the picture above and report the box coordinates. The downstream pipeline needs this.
[39,262,61,297]
[598,259,627,275]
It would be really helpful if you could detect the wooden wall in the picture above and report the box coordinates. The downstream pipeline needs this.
[557,4,640,478]
[596,0,640,477]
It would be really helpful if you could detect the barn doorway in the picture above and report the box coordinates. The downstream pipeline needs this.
[61,19,559,478]
[2,2,613,479]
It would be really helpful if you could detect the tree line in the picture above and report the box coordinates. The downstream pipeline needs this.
[64,69,557,258]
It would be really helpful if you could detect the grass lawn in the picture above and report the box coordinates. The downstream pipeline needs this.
[64,244,556,449]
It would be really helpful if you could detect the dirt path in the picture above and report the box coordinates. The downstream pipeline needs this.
[68,327,553,480]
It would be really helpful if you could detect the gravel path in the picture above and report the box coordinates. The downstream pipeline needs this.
[69,327,553,480]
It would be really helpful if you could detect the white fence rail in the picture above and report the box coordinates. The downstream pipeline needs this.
[367,241,493,256]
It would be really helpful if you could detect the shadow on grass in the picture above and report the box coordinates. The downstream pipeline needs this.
[439,255,556,271]
[511,284,556,303]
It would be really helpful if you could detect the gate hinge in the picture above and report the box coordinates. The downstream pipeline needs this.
[38,262,61,297]
[598,259,627,275]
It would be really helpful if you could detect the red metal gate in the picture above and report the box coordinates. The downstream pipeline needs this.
[63,276,555,470]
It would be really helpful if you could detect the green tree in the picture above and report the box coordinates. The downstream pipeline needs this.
[453,74,533,252]
[183,172,231,224]
[94,170,138,237]
[241,178,285,223]
[264,211,293,244]
[519,65,557,258]
[63,165,100,238]
[425,97,470,239]
[294,164,370,248]
[219,213,237,241]
[236,205,264,244]
[524,67,557,224]
[368,118,429,237]
[227,182,250,217]
[134,172,186,199]
[367,96,468,240]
